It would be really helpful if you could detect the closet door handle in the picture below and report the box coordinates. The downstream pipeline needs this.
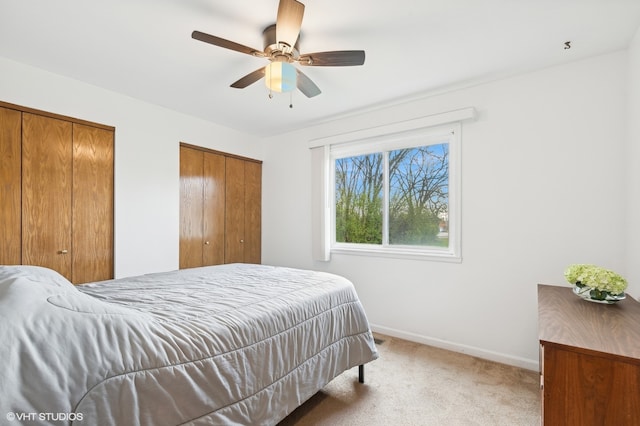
[204,241,210,245]
[59,249,68,254]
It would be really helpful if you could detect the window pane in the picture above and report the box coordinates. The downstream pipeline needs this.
[388,144,449,247]
[335,153,383,244]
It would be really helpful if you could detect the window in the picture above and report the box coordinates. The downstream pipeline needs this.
[335,144,450,246]
[329,124,459,260]
[310,108,473,262]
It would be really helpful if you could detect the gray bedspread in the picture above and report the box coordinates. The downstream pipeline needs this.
[0,264,378,425]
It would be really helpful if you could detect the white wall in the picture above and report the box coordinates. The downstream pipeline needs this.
[262,51,629,369]
[0,57,263,278]
[626,27,640,298]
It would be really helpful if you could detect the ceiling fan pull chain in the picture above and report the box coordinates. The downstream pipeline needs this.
[290,91,293,109]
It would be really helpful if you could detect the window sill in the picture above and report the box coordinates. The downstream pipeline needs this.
[330,245,462,263]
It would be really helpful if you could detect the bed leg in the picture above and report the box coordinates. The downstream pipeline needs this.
[358,364,364,383]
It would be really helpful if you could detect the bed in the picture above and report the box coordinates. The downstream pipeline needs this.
[0,263,378,425]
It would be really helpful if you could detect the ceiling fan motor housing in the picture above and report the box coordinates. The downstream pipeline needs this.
[263,24,300,62]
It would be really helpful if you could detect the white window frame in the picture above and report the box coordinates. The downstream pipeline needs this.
[310,107,475,263]
[330,123,460,262]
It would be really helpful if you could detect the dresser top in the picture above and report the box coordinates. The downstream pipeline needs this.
[538,284,640,361]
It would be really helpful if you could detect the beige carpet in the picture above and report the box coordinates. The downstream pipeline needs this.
[279,333,540,425]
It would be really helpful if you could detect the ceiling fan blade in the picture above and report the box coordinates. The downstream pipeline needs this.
[192,30,263,57]
[296,69,321,98]
[276,0,305,49]
[230,67,266,89]
[298,50,365,66]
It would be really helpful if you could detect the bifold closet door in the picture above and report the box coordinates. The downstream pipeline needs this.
[180,146,226,268]
[180,144,261,267]
[225,157,261,264]
[1,101,114,284]
[0,107,22,265]
[22,113,73,280]
[243,160,261,264]
[180,146,205,269]
[225,157,245,264]
[202,152,225,266]
[72,123,114,284]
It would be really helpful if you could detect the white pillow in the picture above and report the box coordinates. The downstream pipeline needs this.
[0,265,74,289]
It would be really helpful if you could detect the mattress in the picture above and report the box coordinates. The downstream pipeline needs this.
[0,263,378,425]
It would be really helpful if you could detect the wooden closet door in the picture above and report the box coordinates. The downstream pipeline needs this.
[72,123,114,283]
[180,146,205,268]
[202,152,225,265]
[244,161,261,264]
[0,107,22,265]
[22,113,73,279]
[225,157,245,263]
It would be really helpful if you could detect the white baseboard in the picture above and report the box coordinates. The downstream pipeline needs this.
[370,323,539,372]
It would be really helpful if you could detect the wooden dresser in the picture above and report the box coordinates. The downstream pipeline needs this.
[538,284,640,425]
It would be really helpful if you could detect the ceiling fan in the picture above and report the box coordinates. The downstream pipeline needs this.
[191,0,365,98]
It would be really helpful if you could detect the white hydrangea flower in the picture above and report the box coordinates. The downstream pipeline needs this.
[564,264,627,296]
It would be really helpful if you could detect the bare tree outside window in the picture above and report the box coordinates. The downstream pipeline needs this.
[389,144,448,246]
[335,143,449,248]
[335,153,383,243]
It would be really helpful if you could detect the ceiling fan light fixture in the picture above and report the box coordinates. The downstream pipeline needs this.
[265,61,297,93]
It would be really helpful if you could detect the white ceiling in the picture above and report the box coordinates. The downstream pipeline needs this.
[1,0,639,137]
